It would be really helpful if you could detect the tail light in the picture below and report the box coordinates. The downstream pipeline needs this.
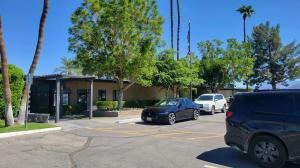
[226,111,233,118]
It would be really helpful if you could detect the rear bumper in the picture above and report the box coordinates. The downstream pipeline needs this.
[141,113,169,123]
[224,133,248,153]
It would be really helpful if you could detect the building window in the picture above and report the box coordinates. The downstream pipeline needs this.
[62,94,69,105]
[113,90,119,101]
[98,89,106,101]
[53,94,56,106]
[53,93,69,106]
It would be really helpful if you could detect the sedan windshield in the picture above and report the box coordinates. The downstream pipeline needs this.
[155,100,179,106]
[197,95,214,101]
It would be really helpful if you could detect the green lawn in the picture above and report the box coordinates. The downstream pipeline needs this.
[0,120,57,133]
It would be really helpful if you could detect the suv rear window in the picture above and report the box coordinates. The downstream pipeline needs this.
[245,93,293,115]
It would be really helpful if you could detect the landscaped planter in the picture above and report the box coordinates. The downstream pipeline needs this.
[93,110,119,117]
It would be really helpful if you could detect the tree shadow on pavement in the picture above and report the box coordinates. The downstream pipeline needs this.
[197,147,300,168]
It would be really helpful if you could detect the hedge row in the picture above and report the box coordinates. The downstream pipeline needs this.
[0,64,25,118]
[96,100,160,110]
[96,101,125,110]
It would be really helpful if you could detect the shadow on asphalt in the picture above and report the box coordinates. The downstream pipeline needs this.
[135,118,197,126]
[197,147,299,168]
[135,121,166,126]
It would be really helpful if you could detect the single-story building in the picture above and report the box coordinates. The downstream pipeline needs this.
[29,74,174,122]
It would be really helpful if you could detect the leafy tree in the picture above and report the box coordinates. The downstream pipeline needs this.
[153,49,177,98]
[0,65,25,119]
[18,0,49,124]
[55,56,82,75]
[0,17,14,126]
[237,5,254,42]
[198,39,254,92]
[224,39,254,86]
[250,21,300,89]
[176,54,203,89]
[153,50,203,98]
[69,0,163,109]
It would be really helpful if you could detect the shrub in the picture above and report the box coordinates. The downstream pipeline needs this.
[70,104,81,114]
[0,64,25,118]
[96,101,125,110]
[63,104,81,115]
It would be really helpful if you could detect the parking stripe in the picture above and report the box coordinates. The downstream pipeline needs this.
[204,165,219,168]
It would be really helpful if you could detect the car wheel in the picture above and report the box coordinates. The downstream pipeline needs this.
[193,110,200,120]
[210,106,215,115]
[168,113,176,125]
[221,105,226,113]
[249,136,287,168]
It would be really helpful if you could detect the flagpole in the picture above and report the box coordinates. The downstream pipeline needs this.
[188,20,192,99]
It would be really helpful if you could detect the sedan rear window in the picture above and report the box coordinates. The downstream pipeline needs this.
[155,100,179,106]
[197,95,214,101]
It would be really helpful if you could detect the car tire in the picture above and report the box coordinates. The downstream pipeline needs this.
[210,106,215,115]
[249,135,287,168]
[221,105,226,113]
[192,110,200,120]
[168,113,176,125]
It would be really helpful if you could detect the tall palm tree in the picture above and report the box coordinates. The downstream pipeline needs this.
[237,5,254,91]
[176,0,180,60]
[237,5,254,42]
[170,0,174,49]
[0,17,14,126]
[18,0,49,124]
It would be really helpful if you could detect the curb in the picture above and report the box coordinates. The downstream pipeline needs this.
[116,118,141,124]
[0,127,62,139]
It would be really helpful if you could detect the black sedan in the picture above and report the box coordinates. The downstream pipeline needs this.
[141,98,200,125]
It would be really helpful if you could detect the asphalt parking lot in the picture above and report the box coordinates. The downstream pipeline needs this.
[0,113,299,168]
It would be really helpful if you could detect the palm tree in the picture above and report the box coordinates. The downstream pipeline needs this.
[18,0,49,124]
[237,5,254,91]
[55,56,82,75]
[170,0,174,49]
[0,17,14,126]
[176,0,180,60]
[237,5,254,42]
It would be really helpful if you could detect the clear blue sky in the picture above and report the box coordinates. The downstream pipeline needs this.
[0,0,300,78]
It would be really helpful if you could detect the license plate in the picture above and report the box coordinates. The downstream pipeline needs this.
[146,117,152,121]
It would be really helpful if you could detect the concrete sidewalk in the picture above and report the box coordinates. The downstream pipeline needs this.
[55,109,143,131]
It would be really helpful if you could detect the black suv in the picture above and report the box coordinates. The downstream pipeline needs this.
[225,90,300,168]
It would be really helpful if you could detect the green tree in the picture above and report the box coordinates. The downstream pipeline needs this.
[69,0,163,109]
[237,5,254,42]
[176,54,203,90]
[250,21,300,89]
[55,56,82,75]
[153,49,178,98]
[225,39,254,86]
[198,39,254,92]
[0,65,25,118]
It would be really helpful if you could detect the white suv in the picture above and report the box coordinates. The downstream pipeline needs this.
[194,94,227,115]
